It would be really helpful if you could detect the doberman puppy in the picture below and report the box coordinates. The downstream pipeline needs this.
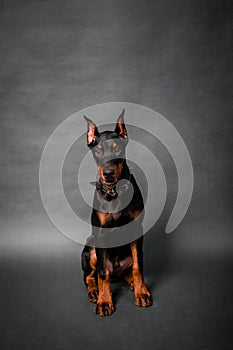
[81,109,152,316]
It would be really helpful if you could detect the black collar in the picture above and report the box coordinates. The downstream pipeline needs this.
[90,174,131,198]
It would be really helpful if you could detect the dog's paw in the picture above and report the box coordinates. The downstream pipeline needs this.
[134,293,153,307]
[88,289,98,303]
[94,302,115,316]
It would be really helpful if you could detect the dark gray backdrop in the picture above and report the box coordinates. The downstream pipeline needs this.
[0,0,232,349]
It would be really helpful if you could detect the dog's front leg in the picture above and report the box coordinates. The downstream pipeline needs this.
[131,237,153,307]
[94,247,115,316]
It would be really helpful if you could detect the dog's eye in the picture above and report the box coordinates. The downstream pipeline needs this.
[114,146,121,154]
[94,149,102,157]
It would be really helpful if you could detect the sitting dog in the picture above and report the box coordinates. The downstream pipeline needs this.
[81,109,152,316]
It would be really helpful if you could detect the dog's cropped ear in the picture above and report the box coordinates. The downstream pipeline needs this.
[115,109,128,139]
[84,116,99,146]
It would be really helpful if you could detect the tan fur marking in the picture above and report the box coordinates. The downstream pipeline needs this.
[95,256,115,316]
[131,210,141,220]
[131,242,152,307]
[124,272,134,290]
[97,270,112,303]
[118,123,124,135]
[97,166,105,182]
[97,212,111,226]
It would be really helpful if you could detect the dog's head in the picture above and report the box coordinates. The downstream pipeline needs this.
[84,109,128,188]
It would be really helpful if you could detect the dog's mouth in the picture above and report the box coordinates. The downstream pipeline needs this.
[102,179,117,187]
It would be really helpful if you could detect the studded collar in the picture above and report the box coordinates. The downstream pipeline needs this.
[90,174,131,198]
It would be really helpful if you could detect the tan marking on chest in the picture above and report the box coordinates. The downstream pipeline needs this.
[130,210,142,220]
[98,212,112,226]
[97,211,121,226]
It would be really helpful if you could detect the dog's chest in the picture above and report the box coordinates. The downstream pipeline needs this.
[95,194,128,223]
[98,211,127,227]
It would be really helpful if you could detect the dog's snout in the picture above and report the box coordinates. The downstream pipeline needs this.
[103,168,114,179]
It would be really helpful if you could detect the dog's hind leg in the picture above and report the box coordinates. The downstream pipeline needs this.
[81,246,98,303]
[124,271,134,290]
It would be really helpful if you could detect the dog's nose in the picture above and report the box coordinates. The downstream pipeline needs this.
[103,168,114,179]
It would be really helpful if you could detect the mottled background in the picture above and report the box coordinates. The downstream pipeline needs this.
[0,0,232,349]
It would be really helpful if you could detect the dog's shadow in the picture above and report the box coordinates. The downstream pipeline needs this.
[144,232,173,295]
